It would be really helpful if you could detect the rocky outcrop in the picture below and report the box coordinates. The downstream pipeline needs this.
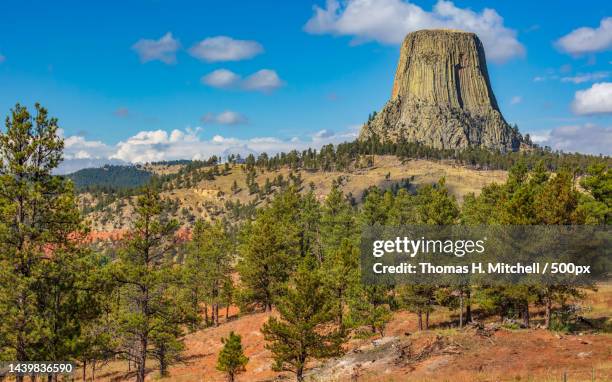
[360,29,521,151]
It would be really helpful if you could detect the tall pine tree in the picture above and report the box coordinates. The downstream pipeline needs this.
[0,104,101,379]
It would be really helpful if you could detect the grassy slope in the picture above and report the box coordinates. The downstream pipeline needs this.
[83,156,508,231]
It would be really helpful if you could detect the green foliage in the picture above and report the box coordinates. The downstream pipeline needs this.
[111,188,192,381]
[261,256,345,381]
[184,219,234,326]
[68,165,152,191]
[461,160,607,329]
[320,182,357,252]
[579,162,611,224]
[216,331,249,382]
[320,240,360,329]
[397,285,436,331]
[0,103,102,364]
[347,285,392,336]
[237,188,302,311]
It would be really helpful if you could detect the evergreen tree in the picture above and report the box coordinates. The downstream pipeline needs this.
[397,285,437,330]
[262,256,345,382]
[112,188,188,381]
[237,188,301,311]
[413,178,459,225]
[579,162,611,224]
[298,189,323,261]
[320,182,357,253]
[185,220,233,326]
[0,104,101,376]
[216,331,249,382]
[347,285,392,335]
[320,240,360,330]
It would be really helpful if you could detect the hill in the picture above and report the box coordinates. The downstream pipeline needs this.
[78,156,508,232]
[68,165,152,190]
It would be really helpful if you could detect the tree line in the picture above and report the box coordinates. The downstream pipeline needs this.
[0,104,610,382]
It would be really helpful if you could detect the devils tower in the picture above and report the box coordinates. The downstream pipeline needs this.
[359,29,521,151]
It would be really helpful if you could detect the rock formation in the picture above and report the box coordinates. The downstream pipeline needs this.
[359,29,522,151]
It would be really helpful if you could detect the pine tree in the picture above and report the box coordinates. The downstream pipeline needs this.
[185,220,233,326]
[262,256,345,382]
[237,189,301,311]
[0,104,101,377]
[413,178,459,225]
[216,331,249,382]
[112,188,188,381]
[578,162,611,224]
[320,182,357,253]
[231,179,240,194]
[347,285,392,335]
[320,240,360,330]
[298,189,322,261]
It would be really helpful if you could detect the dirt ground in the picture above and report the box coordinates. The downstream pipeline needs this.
[82,286,611,382]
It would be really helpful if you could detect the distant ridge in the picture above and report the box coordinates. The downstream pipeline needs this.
[67,165,152,190]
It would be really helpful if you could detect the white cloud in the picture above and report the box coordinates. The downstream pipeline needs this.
[529,124,612,155]
[60,125,358,167]
[304,0,525,63]
[132,32,180,64]
[571,82,612,115]
[313,129,334,139]
[189,36,263,62]
[201,68,284,92]
[201,110,248,125]
[510,96,522,105]
[556,17,612,55]
[242,69,284,92]
[561,72,609,84]
[63,135,114,160]
[111,128,200,163]
[201,69,241,88]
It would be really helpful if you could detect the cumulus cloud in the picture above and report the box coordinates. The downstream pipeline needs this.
[201,111,248,125]
[556,17,612,55]
[201,68,284,92]
[561,72,609,84]
[571,82,612,115]
[110,129,200,163]
[529,124,612,156]
[63,135,114,160]
[304,0,525,63]
[201,69,241,88]
[60,125,358,167]
[189,36,263,62]
[132,32,180,64]
[242,69,284,92]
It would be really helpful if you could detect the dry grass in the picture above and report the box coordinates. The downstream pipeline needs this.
[85,156,508,231]
[75,285,611,382]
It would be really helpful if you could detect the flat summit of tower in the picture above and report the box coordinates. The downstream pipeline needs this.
[360,29,522,151]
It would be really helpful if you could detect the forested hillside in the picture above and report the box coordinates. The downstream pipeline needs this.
[1,104,610,382]
[68,165,153,191]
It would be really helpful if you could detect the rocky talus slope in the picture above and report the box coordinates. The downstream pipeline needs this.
[360,29,522,151]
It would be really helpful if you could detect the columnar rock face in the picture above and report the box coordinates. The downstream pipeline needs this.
[359,29,521,151]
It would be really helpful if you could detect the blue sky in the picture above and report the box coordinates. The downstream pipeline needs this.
[0,0,611,170]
